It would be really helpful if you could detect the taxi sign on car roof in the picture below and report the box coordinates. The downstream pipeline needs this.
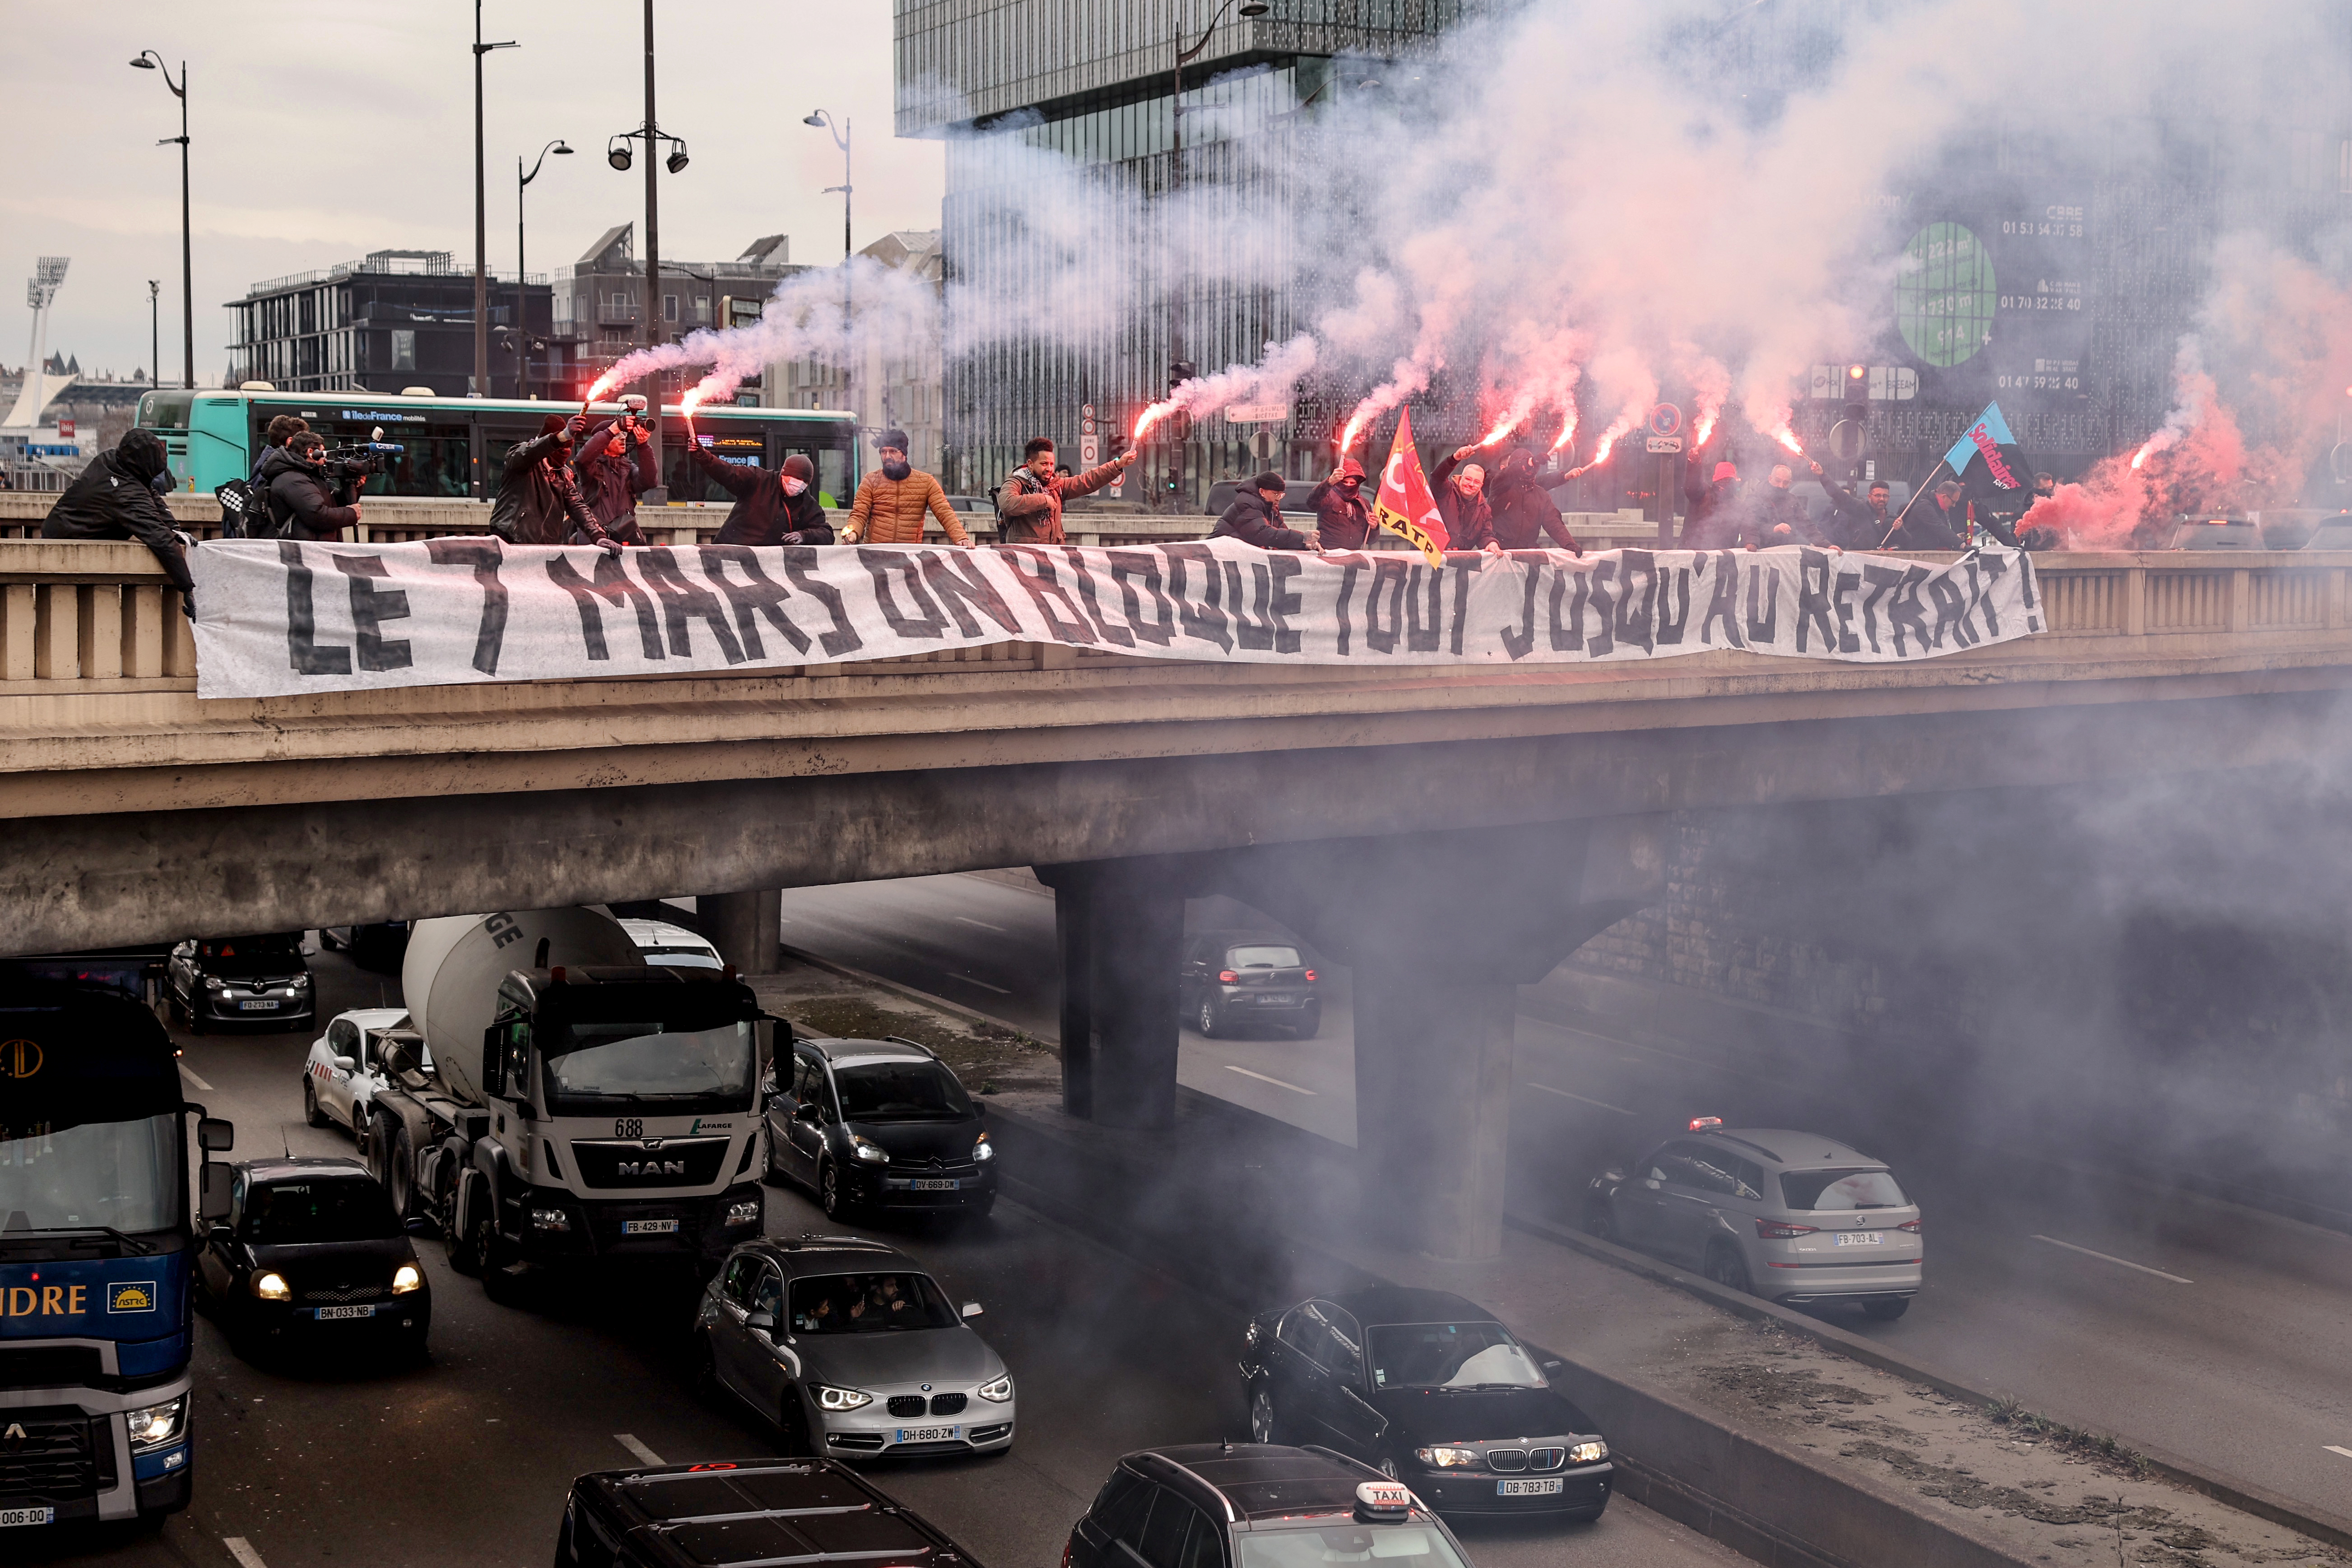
[1354,1481,1414,1517]
[1688,1116,1724,1133]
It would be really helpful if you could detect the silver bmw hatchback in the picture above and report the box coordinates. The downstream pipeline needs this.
[696,1233,1016,1456]
[1584,1120,1922,1319]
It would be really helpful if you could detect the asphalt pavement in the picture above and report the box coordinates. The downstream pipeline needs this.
[767,870,2352,1522]
[37,943,1742,1568]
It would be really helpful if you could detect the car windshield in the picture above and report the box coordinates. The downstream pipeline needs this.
[1365,1321,1546,1390]
[641,947,722,969]
[0,1114,177,1235]
[1238,1525,1471,1568]
[544,1021,754,1104]
[787,1271,961,1332]
[1780,1168,1909,1210]
[198,935,305,976]
[833,1060,973,1122]
[1227,945,1301,968]
[240,1178,400,1243]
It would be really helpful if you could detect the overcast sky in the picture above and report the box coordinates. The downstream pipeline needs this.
[5,1,943,385]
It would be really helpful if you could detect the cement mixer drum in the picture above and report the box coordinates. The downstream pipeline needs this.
[400,908,643,1105]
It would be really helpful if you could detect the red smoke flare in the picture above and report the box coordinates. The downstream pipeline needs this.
[1548,406,1581,456]
[1338,403,1378,455]
[1477,394,1535,449]
[1134,400,1179,445]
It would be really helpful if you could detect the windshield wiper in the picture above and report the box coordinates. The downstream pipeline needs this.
[26,1225,158,1256]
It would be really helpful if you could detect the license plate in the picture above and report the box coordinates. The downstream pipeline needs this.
[0,1508,56,1527]
[910,1178,960,1191]
[620,1218,679,1235]
[895,1426,959,1443]
[316,1303,375,1320]
[238,999,280,1011]
[1259,994,1297,1005]
[1833,1231,1884,1247]
[1497,1478,1563,1497]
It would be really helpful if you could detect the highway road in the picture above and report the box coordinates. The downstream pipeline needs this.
[769,871,2352,1523]
[44,943,1743,1568]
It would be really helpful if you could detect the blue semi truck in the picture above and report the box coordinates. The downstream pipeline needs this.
[0,971,232,1530]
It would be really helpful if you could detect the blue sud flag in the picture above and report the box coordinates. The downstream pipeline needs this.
[1943,401,2026,489]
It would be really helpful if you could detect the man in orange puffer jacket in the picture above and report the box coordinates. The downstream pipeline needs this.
[841,428,971,547]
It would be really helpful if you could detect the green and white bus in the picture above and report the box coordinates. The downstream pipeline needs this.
[133,388,860,508]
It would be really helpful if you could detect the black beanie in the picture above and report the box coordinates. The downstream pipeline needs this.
[1253,470,1288,493]
[878,428,911,453]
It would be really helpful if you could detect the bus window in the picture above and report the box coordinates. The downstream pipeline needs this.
[481,418,564,505]
[137,391,195,431]
[668,428,766,503]
[777,435,850,511]
[296,409,471,499]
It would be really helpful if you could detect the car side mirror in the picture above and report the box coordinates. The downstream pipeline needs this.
[745,1310,775,1334]
[332,1055,356,1072]
[200,1162,232,1222]
[197,1117,234,1153]
[794,1102,823,1125]
[1601,1167,1624,1183]
[961,1301,983,1319]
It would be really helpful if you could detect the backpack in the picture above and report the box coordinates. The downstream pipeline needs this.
[215,479,282,540]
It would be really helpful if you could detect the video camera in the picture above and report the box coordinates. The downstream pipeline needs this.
[317,425,405,497]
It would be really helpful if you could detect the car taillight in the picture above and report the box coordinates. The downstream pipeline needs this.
[1898,1219,1922,1233]
[1756,1219,1817,1239]
[1062,1539,1074,1568]
[1218,970,1239,984]
[1303,969,1317,983]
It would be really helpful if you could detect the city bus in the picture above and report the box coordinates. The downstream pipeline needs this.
[133,388,861,509]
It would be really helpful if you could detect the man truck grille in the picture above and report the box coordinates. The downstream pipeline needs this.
[568,1137,730,1189]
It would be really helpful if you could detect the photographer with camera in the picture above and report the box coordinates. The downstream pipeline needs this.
[260,429,365,542]
[573,411,657,546]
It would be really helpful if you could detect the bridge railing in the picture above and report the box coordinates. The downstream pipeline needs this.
[2,540,2346,690]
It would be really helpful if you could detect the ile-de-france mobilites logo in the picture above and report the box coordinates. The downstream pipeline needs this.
[0,1039,42,1079]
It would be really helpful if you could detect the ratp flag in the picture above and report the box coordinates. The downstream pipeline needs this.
[1944,402,2024,488]
[1373,407,1450,568]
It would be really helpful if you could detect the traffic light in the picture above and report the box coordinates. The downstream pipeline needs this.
[1169,360,1198,392]
[1107,429,1128,459]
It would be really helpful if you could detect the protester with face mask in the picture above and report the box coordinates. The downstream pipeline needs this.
[1485,447,1583,554]
[1681,452,1749,551]
[686,439,833,546]
[42,428,197,606]
[1306,457,1375,549]
[573,413,658,545]
[1432,446,1498,551]
[491,412,609,548]
[1752,462,1831,548]
[996,435,1138,545]
[841,428,969,547]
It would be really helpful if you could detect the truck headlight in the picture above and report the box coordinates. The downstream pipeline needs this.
[126,1394,188,1452]
[531,1208,572,1232]
[976,1373,1013,1403]
[851,1137,889,1165]
[973,1134,994,1162]
[392,1264,423,1293]
[1570,1440,1608,1465]
[725,1199,761,1227]
[1414,1447,1480,1469]
[253,1271,291,1300]
[811,1383,872,1411]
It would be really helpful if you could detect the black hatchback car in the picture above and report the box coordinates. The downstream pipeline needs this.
[1181,931,1320,1038]
[1238,1288,1611,1519]
[194,1158,430,1360]
[1069,1444,1475,1568]
[167,934,314,1032]
[759,1038,997,1222]
[558,1457,979,1568]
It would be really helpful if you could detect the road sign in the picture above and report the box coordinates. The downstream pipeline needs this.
[1082,403,1094,417]
[1225,402,1291,424]
[1827,419,1866,463]
[1081,416,1097,437]
[1647,402,1683,438]
[1645,435,1683,453]
[1081,436,1100,466]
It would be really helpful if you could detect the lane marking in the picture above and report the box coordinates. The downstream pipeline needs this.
[1526,1081,1632,1116]
[1224,1065,1316,1096]
[2325,1445,2352,1460]
[615,1433,666,1466]
[179,1063,215,1092]
[953,975,1011,995]
[954,916,1006,932]
[2030,1234,2193,1284]
[224,1539,269,1568]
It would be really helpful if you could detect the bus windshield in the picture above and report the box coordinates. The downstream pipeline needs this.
[0,1114,178,1236]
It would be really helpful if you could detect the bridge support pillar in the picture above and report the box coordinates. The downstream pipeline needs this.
[1041,859,1189,1130]
[1351,971,1518,1259]
[703,889,781,974]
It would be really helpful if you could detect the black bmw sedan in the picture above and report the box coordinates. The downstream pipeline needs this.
[1238,1286,1612,1519]
[194,1158,431,1362]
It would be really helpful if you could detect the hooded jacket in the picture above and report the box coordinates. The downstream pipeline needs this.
[689,446,832,546]
[256,444,365,541]
[1681,456,1750,551]
[996,456,1127,545]
[492,428,604,546]
[1487,453,1582,554]
[1210,489,1314,550]
[573,419,658,542]
[1427,451,1496,551]
[1307,461,1375,549]
[42,432,195,597]
[846,465,967,545]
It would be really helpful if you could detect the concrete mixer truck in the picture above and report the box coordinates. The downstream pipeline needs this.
[365,908,779,1287]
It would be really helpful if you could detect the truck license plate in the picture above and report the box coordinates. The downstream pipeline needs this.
[621,1219,679,1235]
[1497,1478,1563,1497]
[315,1303,375,1320]
[895,1426,958,1444]
[1832,1232,1884,1247]
[238,999,279,1010]
[0,1507,56,1527]
[911,1178,960,1191]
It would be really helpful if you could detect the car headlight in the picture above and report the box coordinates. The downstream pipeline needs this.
[531,1207,572,1232]
[391,1263,423,1294]
[125,1394,188,1452]
[851,1137,890,1165]
[1570,1440,1608,1465]
[973,1134,995,1163]
[204,976,227,991]
[976,1373,1013,1403]
[292,973,312,988]
[253,1271,291,1301]
[725,1199,761,1227]
[1414,1447,1481,1469]
[812,1384,873,1411]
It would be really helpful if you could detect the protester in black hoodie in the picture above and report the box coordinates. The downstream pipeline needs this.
[1306,457,1375,549]
[573,415,658,544]
[42,429,195,601]
[687,447,832,545]
[1211,472,1318,549]
[493,413,610,547]
[257,430,364,541]
[1487,448,1583,553]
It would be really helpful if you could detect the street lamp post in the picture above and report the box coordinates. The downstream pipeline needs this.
[516,140,572,400]
[148,281,161,392]
[127,51,194,390]
[606,0,688,497]
[1163,1,1266,509]
[473,2,518,412]
[803,111,853,429]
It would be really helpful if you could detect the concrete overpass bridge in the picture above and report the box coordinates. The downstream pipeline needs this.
[6,538,2349,1252]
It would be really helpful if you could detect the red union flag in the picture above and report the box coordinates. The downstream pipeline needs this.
[1373,407,1450,567]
